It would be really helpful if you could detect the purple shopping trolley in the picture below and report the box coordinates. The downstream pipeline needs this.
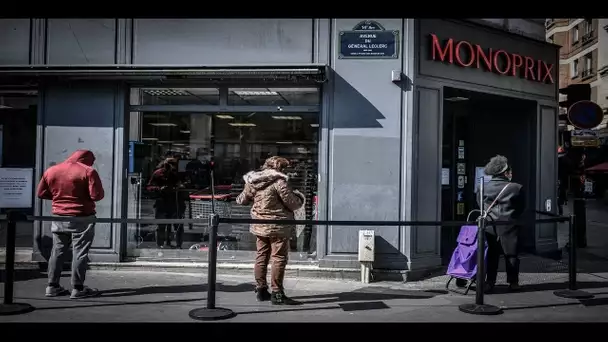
[445,224,488,295]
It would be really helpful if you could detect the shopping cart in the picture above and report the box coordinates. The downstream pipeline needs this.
[184,191,232,231]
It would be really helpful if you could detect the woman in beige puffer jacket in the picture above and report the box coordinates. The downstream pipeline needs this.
[236,156,305,305]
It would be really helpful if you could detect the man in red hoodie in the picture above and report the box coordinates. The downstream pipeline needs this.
[37,150,105,299]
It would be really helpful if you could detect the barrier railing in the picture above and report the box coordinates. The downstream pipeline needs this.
[0,209,575,319]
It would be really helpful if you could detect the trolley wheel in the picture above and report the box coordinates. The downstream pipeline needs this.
[455,278,467,288]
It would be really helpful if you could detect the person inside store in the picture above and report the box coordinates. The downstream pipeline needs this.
[185,147,211,189]
[236,156,305,305]
[147,155,186,249]
[477,155,526,293]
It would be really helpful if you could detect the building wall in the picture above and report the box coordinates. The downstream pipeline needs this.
[547,18,607,131]
[2,18,559,273]
[415,19,560,257]
[35,82,126,262]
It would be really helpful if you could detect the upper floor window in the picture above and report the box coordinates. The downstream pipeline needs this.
[582,53,594,77]
[572,59,579,78]
[584,18,593,34]
[572,26,579,45]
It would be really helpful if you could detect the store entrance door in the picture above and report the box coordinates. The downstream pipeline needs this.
[440,87,537,264]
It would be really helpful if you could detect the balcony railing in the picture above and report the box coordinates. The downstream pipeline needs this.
[581,31,595,44]
[604,24,608,32]
[582,68,595,79]
[599,65,608,77]
[546,19,569,29]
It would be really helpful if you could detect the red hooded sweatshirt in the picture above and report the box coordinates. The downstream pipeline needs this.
[37,150,105,216]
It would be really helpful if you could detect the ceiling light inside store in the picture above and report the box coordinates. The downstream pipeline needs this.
[310,123,319,128]
[228,123,256,127]
[172,143,186,146]
[444,96,469,102]
[142,137,159,141]
[149,123,178,127]
[0,105,13,109]
[272,116,302,120]
[216,114,235,119]
[180,130,191,134]
[276,141,293,144]
[144,89,189,96]
[234,91,278,96]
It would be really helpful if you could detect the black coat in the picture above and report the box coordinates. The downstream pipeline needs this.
[476,176,526,255]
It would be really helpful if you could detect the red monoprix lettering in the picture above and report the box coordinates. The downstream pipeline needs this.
[429,33,555,84]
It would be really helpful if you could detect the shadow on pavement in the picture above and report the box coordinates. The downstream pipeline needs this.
[99,282,255,298]
[485,280,608,295]
[502,295,608,311]
[237,305,343,315]
[289,287,446,305]
[237,301,395,316]
[0,268,68,283]
[21,297,205,312]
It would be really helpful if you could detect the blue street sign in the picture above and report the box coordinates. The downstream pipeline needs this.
[568,100,604,130]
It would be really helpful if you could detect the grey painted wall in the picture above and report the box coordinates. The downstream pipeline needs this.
[317,19,413,270]
[133,19,314,65]
[0,19,30,64]
[47,19,116,65]
[2,18,560,272]
[35,82,124,262]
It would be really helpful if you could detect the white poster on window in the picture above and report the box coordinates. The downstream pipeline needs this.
[0,125,3,166]
[474,167,492,193]
[0,168,34,208]
[441,168,450,185]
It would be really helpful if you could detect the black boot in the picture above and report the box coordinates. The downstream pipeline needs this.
[255,287,271,302]
[271,290,302,305]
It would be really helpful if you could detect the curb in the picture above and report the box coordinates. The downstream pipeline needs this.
[89,261,364,281]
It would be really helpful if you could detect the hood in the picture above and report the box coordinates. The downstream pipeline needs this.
[243,169,288,191]
[65,150,96,166]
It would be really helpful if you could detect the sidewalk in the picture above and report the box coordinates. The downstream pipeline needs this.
[559,199,608,260]
[1,268,608,322]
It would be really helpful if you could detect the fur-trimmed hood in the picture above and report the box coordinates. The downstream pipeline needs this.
[243,169,289,191]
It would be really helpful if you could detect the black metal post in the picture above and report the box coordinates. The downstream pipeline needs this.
[0,211,35,316]
[554,214,594,299]
[206,213,218,310]
[459,179,503,315]
[573,199,587,248]
[475,216,486,305]
[188,163,235,321]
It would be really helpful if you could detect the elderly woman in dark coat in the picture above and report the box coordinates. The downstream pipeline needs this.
[477,155,526,292]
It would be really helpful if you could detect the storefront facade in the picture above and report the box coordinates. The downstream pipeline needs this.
[0,19,559,278]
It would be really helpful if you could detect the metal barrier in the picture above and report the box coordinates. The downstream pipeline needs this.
[0,211,35,316]
[0,208,582,319]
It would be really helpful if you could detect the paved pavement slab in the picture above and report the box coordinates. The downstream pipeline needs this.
[1,269,608,323]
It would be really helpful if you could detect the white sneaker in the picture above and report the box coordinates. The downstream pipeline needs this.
[70,287,100,299]
[45,285,68,297]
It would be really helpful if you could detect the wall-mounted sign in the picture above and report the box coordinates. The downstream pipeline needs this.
[457,203,465,215]
[339,20,399,59]
[0,168,34,208]
[457,191,464,202]
[458,147,465,159]
[571,129,601,147]
[429,33,555,84]
[457,163,466,175]
[568,100,605,130]
[457,175,465,189]
[442,168,450,185]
